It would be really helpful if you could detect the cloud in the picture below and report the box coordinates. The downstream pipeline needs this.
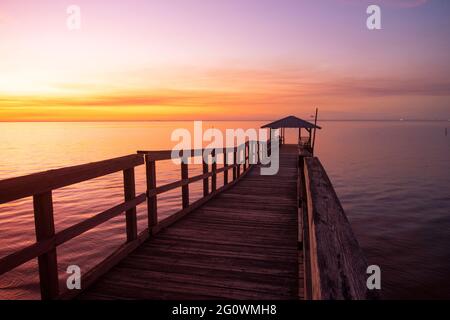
[381,0,429,8]
[305,77,450,97]
[1,74,448,112]
[337,0,429,8]
[1,65,449,121]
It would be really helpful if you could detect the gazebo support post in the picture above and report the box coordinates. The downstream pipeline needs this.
[312,108,319,155]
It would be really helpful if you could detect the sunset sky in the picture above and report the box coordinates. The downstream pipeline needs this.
[0,0,449,121]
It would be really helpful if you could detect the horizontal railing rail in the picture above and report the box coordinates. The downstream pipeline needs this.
[0,140,270,300]
[0,154,144,204]
[300,156,373,300]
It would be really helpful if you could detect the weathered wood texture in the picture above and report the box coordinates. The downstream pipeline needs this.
[33,191,59,300]
[78,146,302,300]
[303,157,372,300]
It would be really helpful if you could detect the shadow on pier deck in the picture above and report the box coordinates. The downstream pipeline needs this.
[79,145,302,300]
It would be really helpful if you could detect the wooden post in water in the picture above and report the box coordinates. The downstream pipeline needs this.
[211,149,217,192]
[145,155,157,229]
[124,168,138,242]
[181,162,189,209]
[33,191,59,300]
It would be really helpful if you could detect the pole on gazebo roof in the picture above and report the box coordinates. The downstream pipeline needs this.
[312,108,319,155]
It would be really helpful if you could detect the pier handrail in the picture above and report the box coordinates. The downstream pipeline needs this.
[300,156,372,299]
[0,140,265,300]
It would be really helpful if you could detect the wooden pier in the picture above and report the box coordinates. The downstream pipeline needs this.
[0,116,372,300]
[79,145,300,300]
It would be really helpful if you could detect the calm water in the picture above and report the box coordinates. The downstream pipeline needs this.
[0,121,449,299]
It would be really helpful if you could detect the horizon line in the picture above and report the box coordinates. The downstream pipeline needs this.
[1,119,449,123]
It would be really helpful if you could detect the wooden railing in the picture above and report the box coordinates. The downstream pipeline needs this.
[137,141,265,234]
[298,137,312,154]
[298,155,374,300]
[0,140,264,300]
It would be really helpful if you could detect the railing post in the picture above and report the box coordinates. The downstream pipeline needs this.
[124,168,138,242]
[237,146,241,178]
[181,161,189,209]
[202,150,209,197]
[223,148,229,185]
[257,141,260,165]
[211,149,217,192]
[243,143,247,171]
[268,138,272,157]
[145,155,158,230]
[233,147,237,181]
[33,191,59,300]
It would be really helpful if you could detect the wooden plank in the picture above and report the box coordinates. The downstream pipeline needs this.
[102,267,296,297]
[0,154,144,204]
[33,191,59,300]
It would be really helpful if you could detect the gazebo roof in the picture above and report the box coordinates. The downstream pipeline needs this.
[261,116,321,130]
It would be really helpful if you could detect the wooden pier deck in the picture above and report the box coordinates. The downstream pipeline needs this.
[0,121,372,300]
[79,145,302,300]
